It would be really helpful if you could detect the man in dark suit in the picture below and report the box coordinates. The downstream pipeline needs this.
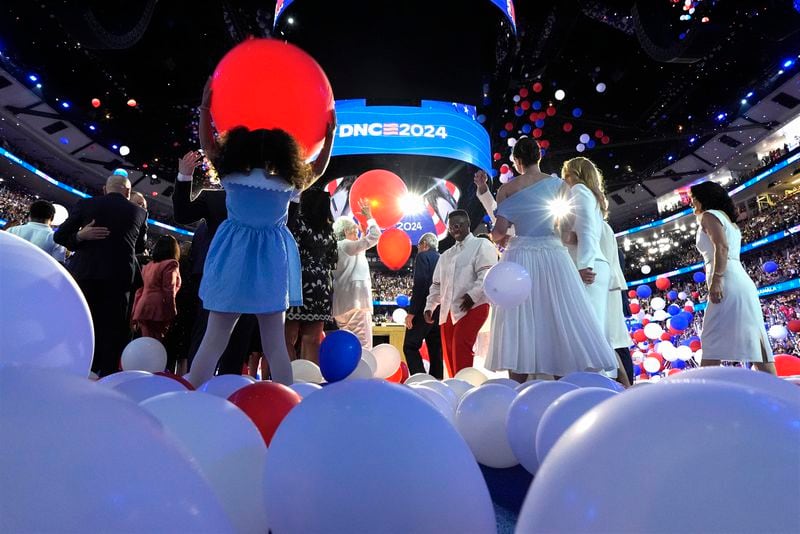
[54,175,148,376]
[403,232,444,378]
[173,150,258,376]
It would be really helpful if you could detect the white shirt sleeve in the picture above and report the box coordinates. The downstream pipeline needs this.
[425,258,442,313]
[476,189,497,224]
[339,219,381,256]
[465,240,498,303]
[571,184,601,271]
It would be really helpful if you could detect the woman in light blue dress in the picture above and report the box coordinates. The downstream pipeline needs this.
[485,138,619,380]
[185,111,335,386]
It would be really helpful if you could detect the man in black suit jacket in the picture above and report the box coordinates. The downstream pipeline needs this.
[403,233,444,378]
[173,150,258,376]
[54,175,148,376]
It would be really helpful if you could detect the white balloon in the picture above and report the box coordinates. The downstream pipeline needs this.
[482,261,532,307]
[442,378,474,400]
[291,359,323,384]
[405,372,436,385]
[643,322,664,340]
[678,291,687,300]
[518,381,800,533]
[507,137,517,147]
[97,370,152,389]
[483,377,519,388]
[595,82,607,93]
[346,359,373,380]
[0,232,93,377]
[560,371,623,392]
[641,265,651,274]
[499,172,510,184]
[52,203,69,226]
[0,367,232,532]
[140,391,267,533]
[694,348,703,364]
[515,379,543,393]
[112,374,188,403]
[653,309,669,321]
[642,356,662,374]
[664,366,800,407]
[372,343,402,379]
[650,297,666,311]
[360,349,377,376]
[391,308,407,324]
[121,337,167,373]
[579,133,590,144]
[289,382,323,398]
[506,381,578,475]
[536,387,618,463]
[417,380,459,410]
[768,324,788,340]
[198,373,253,398]
[455,384,518,468]
[263,380,496,533]
[555,89,566,100]
[410,385,455,423]
[454,367,489,386]
[675,345,693,361]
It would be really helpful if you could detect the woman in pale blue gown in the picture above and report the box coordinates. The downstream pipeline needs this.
[485,138,619,380]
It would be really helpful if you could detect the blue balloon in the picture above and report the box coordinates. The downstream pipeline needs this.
[693,272,706,283]
[636,284,652,299]
[535,119,545,128]
[630,323,644,331]
[633,364,642,377]
[670,315,689,331]
[572,108,583,118]
[667,304,681,316]
[521,124,532,134]
[113,168,129,178]
[667,290,678,301]
[586,140,596,149]
[477,114,486,124]
[499,130,508,139]
[763,261,779,274]
[515,108,525,117]
[679,311,694,323]
[671,359,686,369]
[396,294,410,307]
[482,214,492,224]
[532,100,542,110]
[319,330,362,383]
[689,336,701,343]
[679,339,692,347]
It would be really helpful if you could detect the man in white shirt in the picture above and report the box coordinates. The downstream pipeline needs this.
[332,200,381,349]
[7,200,66,262]
[424,210,497,375]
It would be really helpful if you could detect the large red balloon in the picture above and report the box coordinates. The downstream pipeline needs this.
[227,382,301,446]
[774,354,800,377]
[788,320,800,333]
[377,228,412,270]
[349,169,408,228]
[210,39,334,159]
[655,277,671,290]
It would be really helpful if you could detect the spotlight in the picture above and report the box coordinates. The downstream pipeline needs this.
[547,197,572,219]
[61,102,70,109]
[399,194,426,215]
[783,59,795,69]
[28,74,38,82]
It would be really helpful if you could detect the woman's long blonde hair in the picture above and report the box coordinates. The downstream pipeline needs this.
[562,157,609,218]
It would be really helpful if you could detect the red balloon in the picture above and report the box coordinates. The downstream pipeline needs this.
[493,152,502,161]
[228,382,300,446]
[520,100,531,110]
[533,128,543,138]
[601,135,610,144]
[377,228,412,270]
[595,129,604,139]
[386,361,409,383]
[684,305,694,312]
[630,302,641,314]
[628,290,637,298]
[519,88,529,98]
[504,122,514,131]
[532,82,543,93]
[500,164,510,174]
[563,122,573,132]
[642,319,650,326]
[775,354,800,377]
[420,341,430,362]
[691,291,700,299]
[655,277,671,290]
[529,112,538,122]
[91,98,101,108]
[126,98,137,108]
[539,139,550,149]
[155,371,195,390]
[546,106,556,117]
[668,368,682,376]
[788,320,800,333]
[210,39,334,159]
[348,169,408,228]
[660,332,672,341]
[689,340,702,351]
[633,330,647,343]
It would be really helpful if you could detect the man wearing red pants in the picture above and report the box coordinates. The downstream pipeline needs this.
[424,210,497,376]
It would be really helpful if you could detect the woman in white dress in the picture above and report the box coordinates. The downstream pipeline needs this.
[690,182,776,374]
[485,138,618,381]
[561,157,630,387]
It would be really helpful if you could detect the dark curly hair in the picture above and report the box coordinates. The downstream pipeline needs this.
[299,187,333,233]
[511,137,542,167]
[690,181,737,225]
[212,127,314,190]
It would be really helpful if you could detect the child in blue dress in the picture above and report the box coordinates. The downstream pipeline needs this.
[185,89,335,386]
